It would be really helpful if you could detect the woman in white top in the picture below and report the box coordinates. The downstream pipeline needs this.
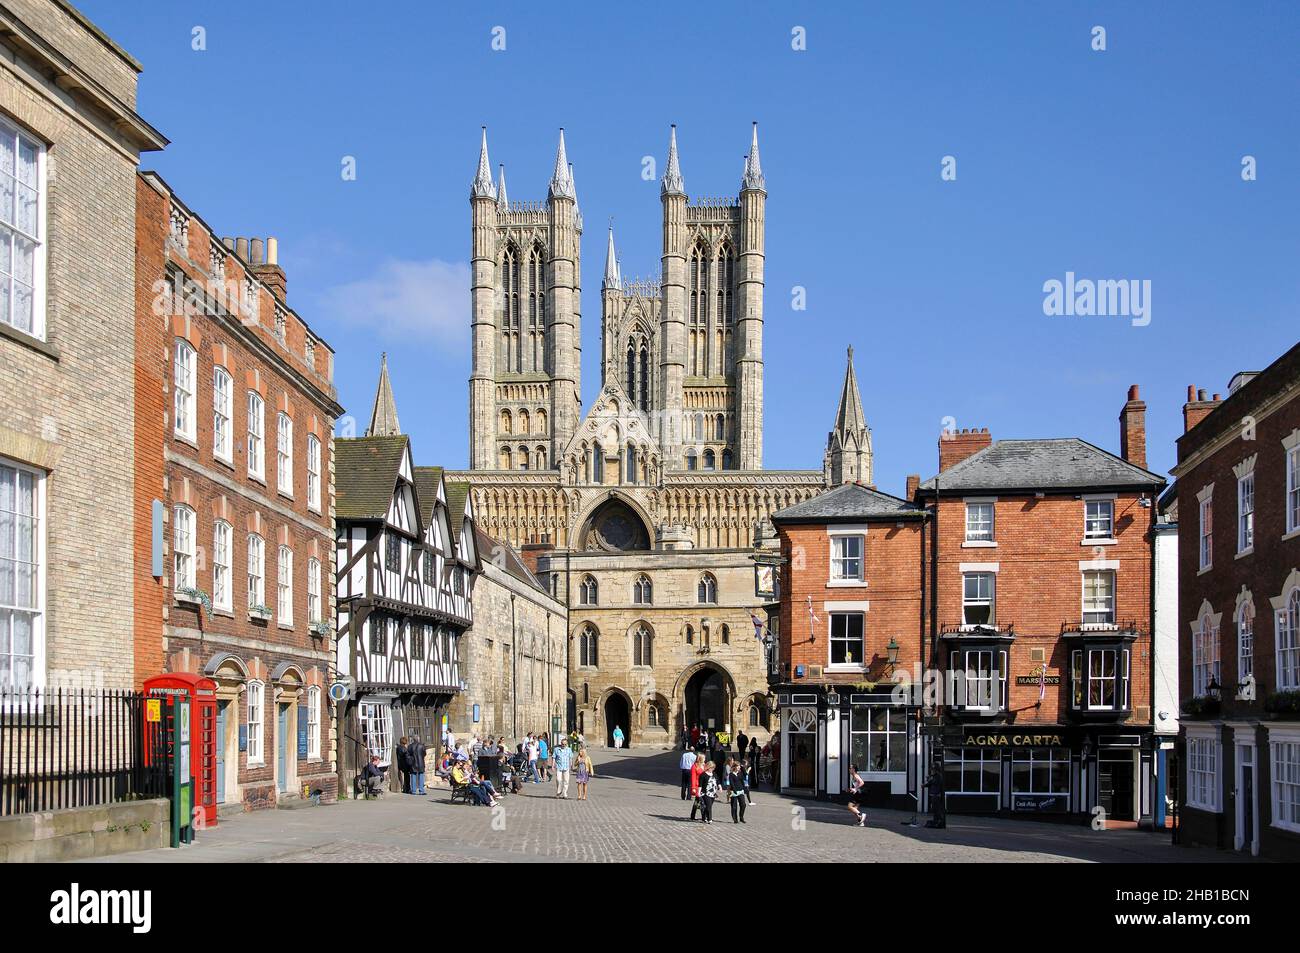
[846,764,867,827]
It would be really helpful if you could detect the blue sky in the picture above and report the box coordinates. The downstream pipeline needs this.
[82,1,1300,493]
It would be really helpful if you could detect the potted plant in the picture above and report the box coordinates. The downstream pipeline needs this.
[308,619,331,637]
[1181,695,1221,718]
[1263,690,1300,719]
[176,586,213,615]
[248,603,273,622]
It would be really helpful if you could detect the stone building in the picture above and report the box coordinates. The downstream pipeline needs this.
[135,171,343,810]
[1171,345,1300,861]
[0,0,165,693]
[450,125,869,746]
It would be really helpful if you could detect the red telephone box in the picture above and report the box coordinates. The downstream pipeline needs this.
[143,672,219,829]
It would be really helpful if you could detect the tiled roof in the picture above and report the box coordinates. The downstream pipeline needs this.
[474,526,546,594]
[412,466,444,527]
[335,436,408,520]
[445,481,470,536]
[918,438,1164,493]
[772,482,923,523]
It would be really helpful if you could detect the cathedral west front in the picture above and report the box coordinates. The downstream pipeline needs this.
[448,124,872,746]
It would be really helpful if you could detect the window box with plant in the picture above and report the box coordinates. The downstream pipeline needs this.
[248,603,273,622]
[176,586,213,615]
[1263,690,1300,719]
[308,619,331,638]
[1181,695,1222,719]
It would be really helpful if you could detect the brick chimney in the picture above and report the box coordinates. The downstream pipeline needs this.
[905,474,920,500]
[245,235,286,303]
[1118,384,1147,469]
[519,535,554,577]
[1182,385,1222,434]
[939,428,992,472]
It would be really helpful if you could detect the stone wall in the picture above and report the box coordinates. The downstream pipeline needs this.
[0,798,170,862]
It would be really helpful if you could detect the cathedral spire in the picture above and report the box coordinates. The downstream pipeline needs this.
[366,352,402,437]
[570,162,583,231]
[604,224,621,290]
[661,124,685,196]
[496,164,508,209]
[549,128,575,200]
[741,121,765,192]
[471,126,497,200]
[825,346,872,485]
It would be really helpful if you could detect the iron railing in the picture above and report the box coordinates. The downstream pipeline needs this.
[0,687,169,817]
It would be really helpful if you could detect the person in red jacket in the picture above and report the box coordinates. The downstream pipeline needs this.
[688,752,707,821]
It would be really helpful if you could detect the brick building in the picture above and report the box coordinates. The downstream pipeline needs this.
[135,171,343,810]
[0,0,164,693]
[1171,343,1300,860]
[770,481,927,806]
[915,389,1166,824]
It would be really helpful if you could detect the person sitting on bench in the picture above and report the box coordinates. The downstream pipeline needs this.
[451,760,495,806]
[361,755,387,797]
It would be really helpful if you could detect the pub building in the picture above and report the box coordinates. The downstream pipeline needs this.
[914,389,1167,824]
[769,481,928,808]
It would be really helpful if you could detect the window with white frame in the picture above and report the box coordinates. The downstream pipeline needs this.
[172,505,195,591]
[849,706,906,773]
[1278,589,1300,692]
[1011,747,1071,795]
[1084,499,1114,539]
[277,545,293,624]
[212,520,232,611]
[830,534,864,582]
[1272,740,1300,832]
[1237,472,1254,554]
[173,341,196,440]
[0,461,41,690]
[307,685,321,760]
[951,648,1006,710]
[1186,735,1220,811]
[962,572,995,626]
[829,612,865,666]
[247,534,265,610]
[1086,647,1128,709]
[358,700,393,765]
[965,502,994,542]
[246,680,265,763]
[213,367,233,461]
[1082,569,1116,626]
[1192,612,1221,697]
[247,392,265,479]
[306,434,321,511]
[0,119,44,339]
[1238,601,1254,681]
[307,556,321,624]
[1288,441,1300,535]
[276,413,293,495]
[1198,493,1213,571]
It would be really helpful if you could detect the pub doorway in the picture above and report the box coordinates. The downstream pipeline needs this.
[786,707,816,790]
[1098,751,1135,821]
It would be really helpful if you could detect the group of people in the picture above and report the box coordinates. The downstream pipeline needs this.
[433,729,596,804]
[683,751,754,824]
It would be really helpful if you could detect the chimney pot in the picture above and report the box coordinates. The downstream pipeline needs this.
[1187,385,1196,401]
[250,238,264,265]
[1119,384,1147,469]
[1198,388,1207,401]
[1127,384,1140,400]
[1212,393,1221,401]
[236,237,249,259]
[222,236,234,251]
[267,237,278,266]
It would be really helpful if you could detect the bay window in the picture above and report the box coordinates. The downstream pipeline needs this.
[359,700,393,765]
[1186,735,1220,811]
[950,647,1007,711]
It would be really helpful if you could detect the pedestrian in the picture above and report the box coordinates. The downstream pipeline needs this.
[396,736,411,794]
[727,760,747,824]
[407,733,427,796]
[690,724,701,750]
[574,746,593,800]
[847,764,866,826]
[736,729,749,762]
[748,737,760,782]
[612,724,624,750]
[679,745,697,800]
[699,762,719,824]
[526,734,541,783]
[688,752,706,821]
[360,754,387,797]
[552,736,573,798]
[739,757,755,805]
[538,733,551,781]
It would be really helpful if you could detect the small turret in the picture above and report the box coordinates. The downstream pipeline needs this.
[471,126,497,200]
[824,346,873,485]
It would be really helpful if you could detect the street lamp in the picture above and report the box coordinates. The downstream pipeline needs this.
[886,638,900,673]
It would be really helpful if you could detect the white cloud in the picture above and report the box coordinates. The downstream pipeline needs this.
[318,258,470,344]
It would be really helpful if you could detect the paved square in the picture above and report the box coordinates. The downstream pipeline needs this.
[93,748,1247,864]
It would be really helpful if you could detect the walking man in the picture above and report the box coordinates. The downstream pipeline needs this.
[552,736,573,798]
[407,734,427,795]
[679,746,697,800]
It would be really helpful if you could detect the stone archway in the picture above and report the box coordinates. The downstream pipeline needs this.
[602,688,632,748]
[675,661,737,738]
[573,492,654,552]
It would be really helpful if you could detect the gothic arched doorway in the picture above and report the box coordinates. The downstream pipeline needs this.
[685,666,728,734]
[604,691,630,748]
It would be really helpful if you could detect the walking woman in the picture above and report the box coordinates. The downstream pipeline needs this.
[612,724,625,750]
[575,746,593,800]
[846,764,867,826]
[699,762,719,824]
[727,760,747,824]
[688,752,707,821]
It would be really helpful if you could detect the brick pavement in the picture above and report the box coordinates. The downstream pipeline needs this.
[87,747,1251,864]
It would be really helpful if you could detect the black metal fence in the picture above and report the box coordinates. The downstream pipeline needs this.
[0,687,169,817]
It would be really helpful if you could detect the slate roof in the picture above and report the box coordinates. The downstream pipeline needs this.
[412,466,444,528]
[474,526,547,595]
[446,481,470,536]
[772,482,924,523]
[335,436,409,520]
[918,438,1165,494]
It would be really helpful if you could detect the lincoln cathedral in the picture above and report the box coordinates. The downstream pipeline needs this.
[448,124,872,746]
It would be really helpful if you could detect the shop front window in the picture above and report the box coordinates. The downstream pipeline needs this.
[850,706,906,773]
[943,747,1000,794]
[1010,747,1071,795]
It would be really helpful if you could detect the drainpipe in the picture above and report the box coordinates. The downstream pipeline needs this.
[510,592,517,739]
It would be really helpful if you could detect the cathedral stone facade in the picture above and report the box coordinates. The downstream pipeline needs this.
[450,125,871,746]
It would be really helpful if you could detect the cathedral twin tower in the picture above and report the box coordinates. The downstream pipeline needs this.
[468,124,767,477]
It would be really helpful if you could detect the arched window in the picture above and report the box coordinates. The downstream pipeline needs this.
[688,241,708,375]
[535,446,546,470]
[685,624,694,645]
[647,702,665,729]
[517,445,530,471]
[695,413,705,440]
[633,574,652,605]
[639,344,650,411]
[535,408,547,434]
[499,445,512,470]
[500,409,512,434]
[685,450,697,471]
[703,449,716,471]
[592,442,604,483]
[579,626,598,667]
[580,574,598,606]
[1237,600,1254,681]
[1280,589,1300,691]
[1192,606,1220,697]
[716,244,734,374]
[633,624,653,667]
[528,246,545,372]
[698,573,717,604]
[502,245,521,371]
[626,339,636,398]
[722,449,733,470]
[518,409,530,435]
[748,705,761,727]
[715,414,725,441]
[721,624,730,644]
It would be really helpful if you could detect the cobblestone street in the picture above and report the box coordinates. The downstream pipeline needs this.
[92,748,1247,864]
